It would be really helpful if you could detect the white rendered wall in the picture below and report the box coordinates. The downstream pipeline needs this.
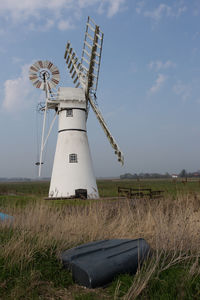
[49,88,99,199]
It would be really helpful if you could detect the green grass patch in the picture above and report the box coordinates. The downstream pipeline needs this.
[0,247,73,300]
[0,180,200,299]
[138,264,200,300]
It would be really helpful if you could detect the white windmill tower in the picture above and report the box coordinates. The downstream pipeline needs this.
[29,17,124,199]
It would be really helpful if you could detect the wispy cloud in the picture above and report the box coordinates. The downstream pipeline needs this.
[98,0,126,17]
[193,31,200,39]
[0,0,126,31]
[149,73,167,94]
[2,63,36,112]
[136,0,145,14]
[106,0,126,18]
[57,19,75,31]
[39,20,55,32]
[193,1,200,16]
[0,0,72,21]
[148,60,176,71]
[173,80,191,101]
[144,4,172,22]
[136,1,187,23]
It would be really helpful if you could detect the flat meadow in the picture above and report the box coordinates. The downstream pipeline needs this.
[0,179,200,299]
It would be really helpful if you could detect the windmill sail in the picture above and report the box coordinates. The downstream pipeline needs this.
[64,17,124,165]
[64,42,85,89]
[88,95,124,165]
[81,16,104,97]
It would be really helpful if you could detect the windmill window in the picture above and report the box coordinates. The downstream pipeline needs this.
[69,153,78,163]
[66,109,73,117]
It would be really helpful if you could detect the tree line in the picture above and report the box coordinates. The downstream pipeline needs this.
[120,170,200,179]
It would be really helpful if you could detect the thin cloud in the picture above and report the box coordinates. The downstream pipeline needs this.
[28,20,55,32]
[149,73,167,94]
[78,0,100,9]
[136,1,187,22]
[176,5,187,17]
[0,0,71,21]
[58,19,75,31]
[98,0,126,18]
[173,80,191,101]
[107,0,126,18]
[136,0,145,14]
[148,60,176,71]
[0,0,126,32]
[193,1,200,16]
[193,31,200,39]
[40,20,55,32]
[2,63,37,112]
[144,4,172,22]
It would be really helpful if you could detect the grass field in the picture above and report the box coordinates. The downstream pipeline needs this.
[0,179,200,299]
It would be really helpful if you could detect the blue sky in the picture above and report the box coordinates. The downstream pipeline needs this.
[0,0,200,178]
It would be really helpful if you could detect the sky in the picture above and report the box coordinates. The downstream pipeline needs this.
[0,0,200,178]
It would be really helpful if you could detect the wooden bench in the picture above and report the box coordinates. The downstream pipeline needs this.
[118,187,164,199]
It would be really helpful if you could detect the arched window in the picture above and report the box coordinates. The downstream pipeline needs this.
[69,153,78,163]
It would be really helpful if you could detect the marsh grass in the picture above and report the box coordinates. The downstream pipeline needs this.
[0,182,200,299]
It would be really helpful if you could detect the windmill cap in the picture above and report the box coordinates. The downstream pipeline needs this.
[58,87,85,102]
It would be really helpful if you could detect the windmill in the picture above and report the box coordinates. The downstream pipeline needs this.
[29,17,124,199]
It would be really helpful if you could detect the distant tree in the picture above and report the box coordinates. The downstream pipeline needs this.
[120,173,134,179]
[179,169,187,178]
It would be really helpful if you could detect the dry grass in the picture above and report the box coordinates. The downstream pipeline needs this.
[1,193,200,299]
